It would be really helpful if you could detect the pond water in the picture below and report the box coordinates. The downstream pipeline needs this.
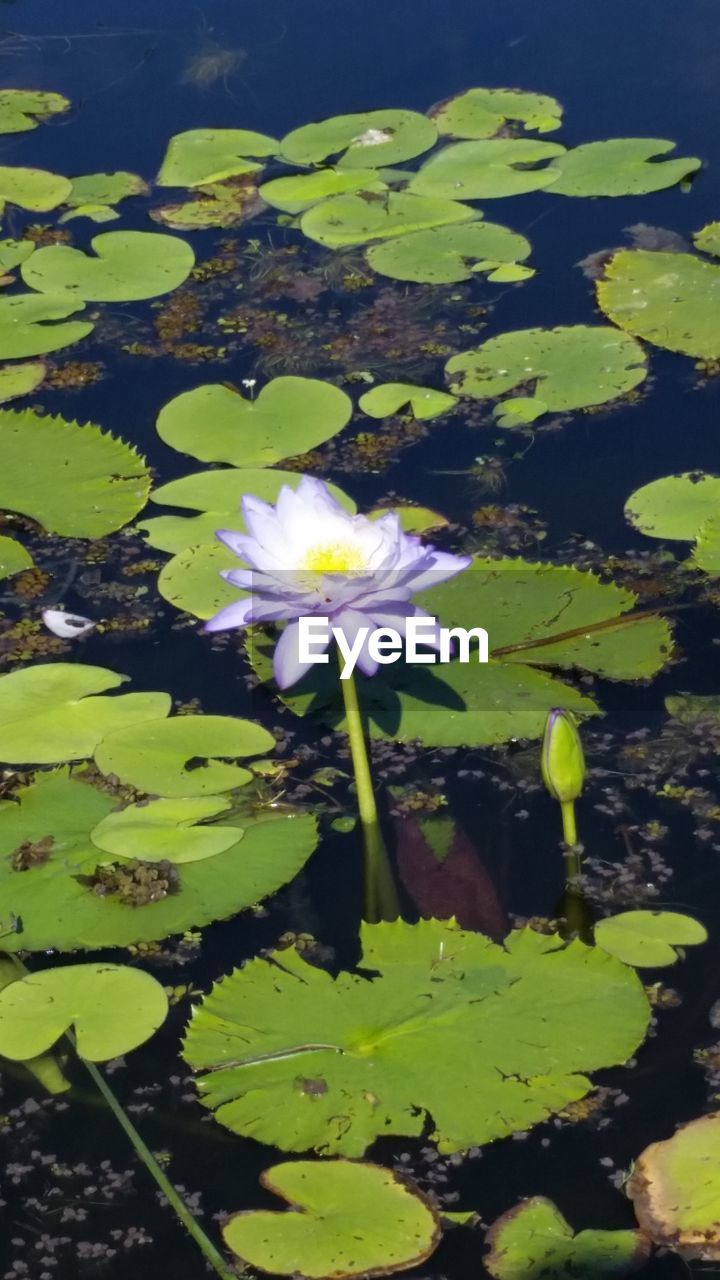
[1,0,720,1277]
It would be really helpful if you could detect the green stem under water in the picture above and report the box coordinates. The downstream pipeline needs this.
[560,799,582,883]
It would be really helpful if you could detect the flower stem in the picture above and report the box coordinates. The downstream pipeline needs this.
[340,669,379,830]
[560,800,582,882]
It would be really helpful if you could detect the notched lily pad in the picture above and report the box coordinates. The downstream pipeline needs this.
[359,383,457,420]
[367,220,532,284]
[624,473,720,542]
[300,192,477,249]
[22,230,195,302]
[93,714,274,797]
[279,110,437,169]
[260,168,388,214]
[223,1160,441,1279]
[91,796,245,863]
[597,249,720,359]
[547,139,701,197]
[408,139,566,200]
[431,88,563,138]
[0,293,92,359]
[628,1113,720,1260]
[595,910,707,968]
[485,1197,648,1280]
[0,89,70,134]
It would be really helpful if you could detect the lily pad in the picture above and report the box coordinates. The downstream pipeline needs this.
[279,110,437,169]
[359,383,457,420]
[693,221,720,257]
[158,543,246,618]
[0,238,35,273]
[408,140,565,200]
[625,473,720,541]
[156,377,352,466]
[0,293,93,359]
[91,796,245,863]
[692,512,720,573]
[0,166,71,216]
[367,220,532,284]
[0,963,168,1061]
[485,1197,648,1280]
[150,467,357,515]
[260,168,388,214]
[0,535,33,578]
[445,326,647,426]
[546,139,701,197]
[223,1161,440,1278]
[22,230,194,302]
[65,171,149,208]
[596,249,720,359]
[58,204,121,225]
[0,769,319,952]
[93,714,274,797]
[300,192,477,249]
[0,408,150,537]
[0,361,46,402]
[150,177,264,230]
[183,919,649,1156]
[594,910,707,967]
[431,88,563,138]
[157,128,278,187]
[369,506,449,534]
[0,90,70,134]
[628,1113,720,1260]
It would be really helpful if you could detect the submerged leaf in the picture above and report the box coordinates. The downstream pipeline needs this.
[367,220,531,284]
[150,177,264,230]
[279,110,437,169]
[93,714,274,797]
[0,293,92,359]
[156,377,352,466]
[431,88,563,138]
[485,1197,648,1280]
[0,408,150,536]
[445,326,647,425]
[22,230,194,302]
[628,1113,720,1260]
[0,963,168,1061]
[183,919,650,1155]
[596,249,720,358]
[546,139,701,197]
[409,139,565,200]
[301,192,476,249]
[223,1161,440,1278]
[157,128,278,187]
[595,910,707,967]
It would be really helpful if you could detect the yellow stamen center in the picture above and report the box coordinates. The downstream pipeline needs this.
[300,541,366,573]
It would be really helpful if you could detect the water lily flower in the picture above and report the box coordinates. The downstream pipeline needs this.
[205,476,470,688]
[41,609,96,639]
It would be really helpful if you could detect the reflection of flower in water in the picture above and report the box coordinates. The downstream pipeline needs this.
[180,37,247,91]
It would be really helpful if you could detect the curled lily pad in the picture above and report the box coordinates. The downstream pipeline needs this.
[22,230,194,302]
[0,293,92,359]
[408,140,566,200]
[625,473,720,541]
[279,110,437,169]
[260,168,388,214]
[0,166,71,216]
[0,963,168,1061]
[485,1197,648,1280]
[0,770,319,952]
[359,383,457,420]
[431,88,563,138]
[0,89,69,134]
[693,221,720,257]
[223,1161,440,1278]
[367,220,531,284]
[596,249,720,358]
[594,910,707,967]
[94,714,274,797]
[547,139,701,197]
[628,1113,720,1260]
[0,408,150,536]
[183,919,649,1156]
[157,128,278,187]
[0,361,45,402]
[300,192,476,249]
[0,535,33,578]
[150,177,264,230]
[0,664,170,764]
[91,796,244,863]
[156,377,352,466]
[445,326,647,426]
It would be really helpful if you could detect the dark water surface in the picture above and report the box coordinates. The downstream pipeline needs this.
[2,1,720,1277]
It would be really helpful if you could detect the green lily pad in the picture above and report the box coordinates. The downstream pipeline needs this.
[150,178,263,231]
[693,221,720,257]
[0,166,71,217]
[157,128,278,187]
[408,140,565,200]
[359,383,457,420]
[260,168,388,214]
[0,408,150,537]
[0,535,33,578]
[485,1197,648,1280]
[431,88,563,138]
[628,1113,720,1260]
[58,203,121,225]
[183,919,649,1156]
[625,472,720,541]
[94,714,274,797]
[0,238,35,273]
[0,293,93,359]
[65,171,149,208]
[91,796,245,863]
[0,963,168,1061]
[223,1161,440,1278]
[546,139,701,197]
[279,110,437,169]
[0,664,170,764]
[22,230,195,302]
[594,910,707,968]
[445,326,647,425]
[596,249,720,359]
[367,220,531,284]
[0,769,319,952]
[156,377,352,466]
[300,192,477,249]
[692,512,720,573]
[0,361,46,402]
[0,89,70,134]
[369,506,449,533]
[158,543,243,618]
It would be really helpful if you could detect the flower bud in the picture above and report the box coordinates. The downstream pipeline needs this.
[541,708,585,803]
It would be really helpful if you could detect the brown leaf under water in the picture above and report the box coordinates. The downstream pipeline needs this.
[394,813,508,937]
